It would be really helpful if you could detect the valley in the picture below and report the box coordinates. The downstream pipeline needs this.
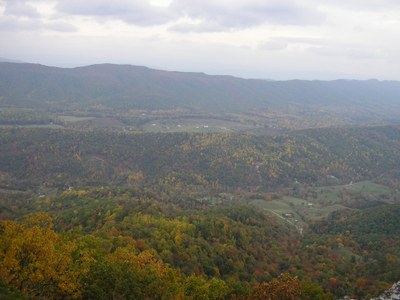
[1,62,400,299]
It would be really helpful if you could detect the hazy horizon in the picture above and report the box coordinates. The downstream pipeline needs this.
[2,58,396,82]
[1,0,400,80]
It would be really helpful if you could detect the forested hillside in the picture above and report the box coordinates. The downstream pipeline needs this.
[1,125,400,298]
[1,63,400,126]
[0,126,400,191]
[1,185,399,299]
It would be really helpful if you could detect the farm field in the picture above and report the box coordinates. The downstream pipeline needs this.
[251,180,394,229]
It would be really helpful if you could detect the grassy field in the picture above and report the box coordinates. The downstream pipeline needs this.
[250,198,306,227]
[314,181,390,203]
[251,180,392,229]
[251,197,348,224]
[345,181,390,195]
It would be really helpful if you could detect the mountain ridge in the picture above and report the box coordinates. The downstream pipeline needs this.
[1,62,400,109]
[1,62,400,130]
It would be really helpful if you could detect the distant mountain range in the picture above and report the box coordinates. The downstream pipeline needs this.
[1,62,400,122]
[0,57,24,63]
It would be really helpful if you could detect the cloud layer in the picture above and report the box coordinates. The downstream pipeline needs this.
[1,0,400,80]
[1,0,327,29]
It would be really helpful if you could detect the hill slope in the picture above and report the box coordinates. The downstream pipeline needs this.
[1,125,400,190]
[1,63,400,123]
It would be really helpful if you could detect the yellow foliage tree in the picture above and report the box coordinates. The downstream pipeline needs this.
[0,214,80,298]
[127,171,144,186]
[252,273,301,300]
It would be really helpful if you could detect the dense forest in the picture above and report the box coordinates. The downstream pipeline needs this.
[1,125,400,299]
[1,126,400,191]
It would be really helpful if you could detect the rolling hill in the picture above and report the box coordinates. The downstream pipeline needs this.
[1,62,400,124]
[1,125,400,191]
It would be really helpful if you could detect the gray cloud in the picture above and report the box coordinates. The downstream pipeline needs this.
[0,17,42,31]
[320,0,400,11]
[52,0,326,30]
[0,0,76,32]
[0,0,327,31]
[2,0,398,32]
[2,0,41,18]
[56,0,177,26]
[56,0,133,16]
[0,16,77,32]
[169,0,326,31]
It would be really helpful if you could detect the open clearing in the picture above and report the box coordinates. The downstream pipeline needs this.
[251,180,392,228]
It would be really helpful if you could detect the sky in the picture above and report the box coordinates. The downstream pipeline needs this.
[1,0,400,80]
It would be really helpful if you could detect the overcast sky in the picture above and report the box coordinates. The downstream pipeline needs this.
[1,0,400,80]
